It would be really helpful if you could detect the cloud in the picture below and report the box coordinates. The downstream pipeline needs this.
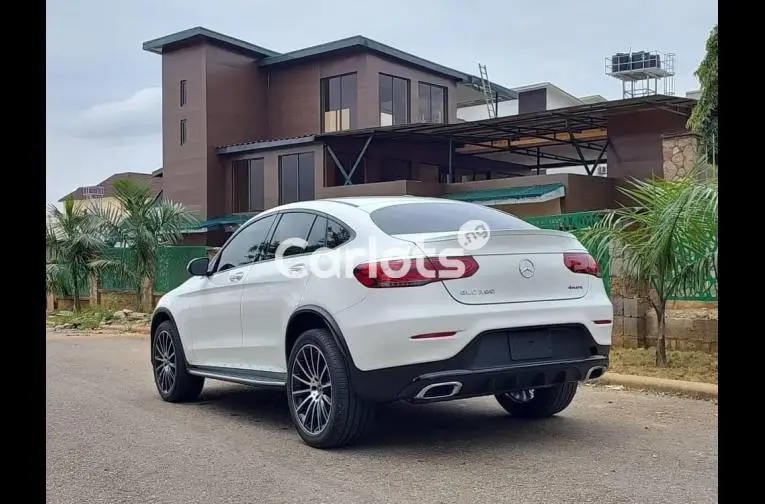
[68,87,162,139]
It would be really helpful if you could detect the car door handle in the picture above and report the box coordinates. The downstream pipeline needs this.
[228,271,245,282]
[289,264,306,273]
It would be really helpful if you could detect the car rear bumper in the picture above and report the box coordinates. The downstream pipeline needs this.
[348,324,610,403]
[333,284,613,372]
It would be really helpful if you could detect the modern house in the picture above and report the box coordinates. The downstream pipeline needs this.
[142,27,698,246]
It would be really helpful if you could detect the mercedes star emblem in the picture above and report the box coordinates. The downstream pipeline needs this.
[518,259,535,278]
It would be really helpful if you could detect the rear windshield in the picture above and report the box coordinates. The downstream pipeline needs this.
[369,202,537,235]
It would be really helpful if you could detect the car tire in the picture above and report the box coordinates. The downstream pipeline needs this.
[495,382,578,418]
[151,320,205,403]
[287,328,375,449]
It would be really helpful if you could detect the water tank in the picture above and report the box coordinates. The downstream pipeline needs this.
[612,53,630,72]
[646,53,661,69]
[631,51,646,70]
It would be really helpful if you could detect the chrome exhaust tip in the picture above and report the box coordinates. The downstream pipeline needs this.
[414,381,463,400]
[584,366,607,381]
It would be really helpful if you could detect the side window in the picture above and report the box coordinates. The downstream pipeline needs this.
[261,212,317,260]
[304,216,328,253]
[216,215,277,272]
[326,219,352,249]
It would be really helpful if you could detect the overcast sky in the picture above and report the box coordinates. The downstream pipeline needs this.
[46,0,717,205]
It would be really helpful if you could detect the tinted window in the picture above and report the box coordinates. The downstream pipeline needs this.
[369,203,536,235]
[279,152,315,204]
[326,219,352,249]
[305,217,328,253]
[279,154,299,205]
[262,212,317,260]
[216,214,278,272]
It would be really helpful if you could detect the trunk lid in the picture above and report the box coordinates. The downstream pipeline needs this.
[395,229,592,305]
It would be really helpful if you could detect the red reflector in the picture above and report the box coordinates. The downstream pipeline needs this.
[353,256,479,288]
[410,331,457,340]
[564,252,600,277]
[593,320,612,325]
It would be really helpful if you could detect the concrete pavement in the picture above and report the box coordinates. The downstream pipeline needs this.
[46,332,718,504]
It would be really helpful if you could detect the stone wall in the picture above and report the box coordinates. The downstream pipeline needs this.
[609,245,718,352]
[662,133,701,181]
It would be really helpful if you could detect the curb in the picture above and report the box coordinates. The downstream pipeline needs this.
[593,372,717,399]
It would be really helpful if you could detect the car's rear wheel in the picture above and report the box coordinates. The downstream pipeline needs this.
[152,320,204,403]
[495,382,578,418]
[287,328,374,449]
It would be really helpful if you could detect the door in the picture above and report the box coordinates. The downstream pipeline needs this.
[240,212,321,372]
[186,214,277,368]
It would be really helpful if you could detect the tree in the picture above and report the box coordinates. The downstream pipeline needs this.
[688,24,718,163]
[579,168,717,366]
[46,198,111,311]
[92,180,198,311]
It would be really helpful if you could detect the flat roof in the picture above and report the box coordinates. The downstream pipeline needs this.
[142,28,517,101]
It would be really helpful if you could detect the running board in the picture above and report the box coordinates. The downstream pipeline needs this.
[187,365,286,388]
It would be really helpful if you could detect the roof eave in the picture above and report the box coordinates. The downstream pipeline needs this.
[142,27,281,59]
[259,35,474,83]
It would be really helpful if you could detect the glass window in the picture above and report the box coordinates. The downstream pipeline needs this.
[326,219,352,249]
[379,74,410,126]
[262,212,317,260]
[304,216,328,253]
[232,158,264,213]
[180,119,187,145]
[321,73,357,132]
[417,82,447,123]
[369,203,536,235]
[280,152,315,204]
[180,80,187,107]
[216,214,278,272]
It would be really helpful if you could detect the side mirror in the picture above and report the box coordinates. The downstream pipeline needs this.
[187,257,210,276]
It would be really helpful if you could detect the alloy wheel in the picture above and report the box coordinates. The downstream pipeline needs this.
[290,344,333,435]
[153,330,176,394]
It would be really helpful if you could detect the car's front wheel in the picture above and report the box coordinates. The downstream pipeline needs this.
[495,382,578,418]
[286,328,374,449]
[151,320,205,403]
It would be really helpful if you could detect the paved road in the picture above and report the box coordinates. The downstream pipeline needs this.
[47,332,718,504]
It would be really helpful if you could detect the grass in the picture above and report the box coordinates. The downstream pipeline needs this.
[608,347,717,384]
[48,307,116,330]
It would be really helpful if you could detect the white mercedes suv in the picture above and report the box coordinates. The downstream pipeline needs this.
[150,196,612,449]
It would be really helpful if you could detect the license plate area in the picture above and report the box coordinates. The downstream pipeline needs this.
[509,330,553,361]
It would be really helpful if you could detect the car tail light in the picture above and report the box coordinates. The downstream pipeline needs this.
[564,252,600,277]
[353,256,479,288]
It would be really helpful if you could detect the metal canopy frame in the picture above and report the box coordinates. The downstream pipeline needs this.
[316,95,694,179]
[316,95,697,184]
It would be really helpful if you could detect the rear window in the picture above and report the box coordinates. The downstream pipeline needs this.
[369,202,537,235]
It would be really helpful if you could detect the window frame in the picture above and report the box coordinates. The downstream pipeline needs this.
[210,209,356,273]
[278,152,315,205]
[180,80,187,107]
[210,213,279,274]
[320,72,358,133]
[259,211,318,261]
[378,73,411,126]
[417,82,448,124]
[180,119,187,145]
[232,157,265,213]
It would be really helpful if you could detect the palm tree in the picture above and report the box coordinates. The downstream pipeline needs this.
[579,167,717,366]
[91,179,198,311]
[46,198,111,311]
